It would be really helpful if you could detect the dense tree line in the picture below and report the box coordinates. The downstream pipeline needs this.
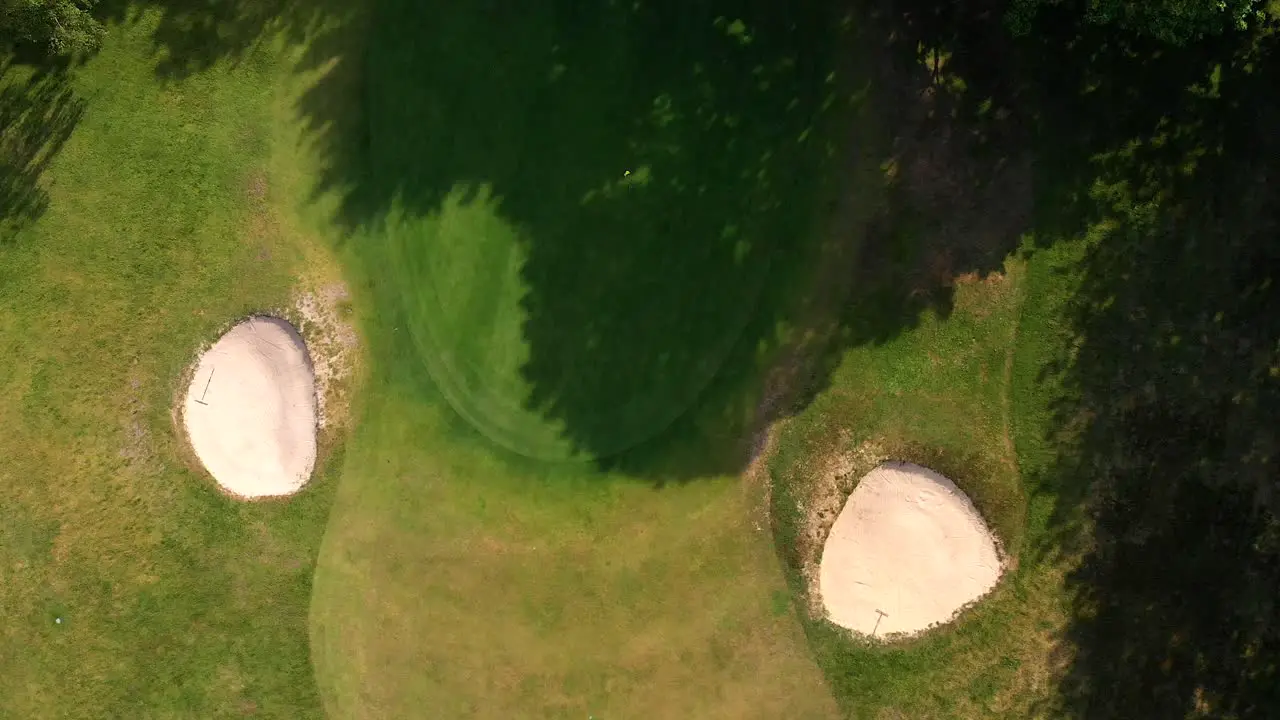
[0,0,101,55]
[0,0,1272,58]
[1009,0,1265,43]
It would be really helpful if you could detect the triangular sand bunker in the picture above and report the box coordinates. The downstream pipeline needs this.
[182,317,317,499]
[819,461,1002,637]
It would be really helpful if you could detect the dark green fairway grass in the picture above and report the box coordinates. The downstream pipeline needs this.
[346,0,853,463]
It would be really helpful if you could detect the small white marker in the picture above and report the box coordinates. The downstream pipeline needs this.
[55,617,62,624]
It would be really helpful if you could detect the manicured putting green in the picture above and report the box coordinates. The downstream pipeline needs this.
[365,2,813,461]
[382,190,575,460]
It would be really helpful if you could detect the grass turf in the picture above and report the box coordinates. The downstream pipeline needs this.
[308,320,840,718]
[347,1,852,463]
[307,1,862,716]
[766,251,1081,719]
[0,0,1112,717]
[0,12,342,718]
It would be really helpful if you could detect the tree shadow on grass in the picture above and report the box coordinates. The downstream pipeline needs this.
[859,1,1280,715]
[861,1,1280,713]
[713,0,1280,714]
[96,0,344,78]
[0,58,84,246]
[323,0,884,470]
[115,0,1031,481]
[354,0,1037,478]
[1017,14,1280,717]
[837,0,1033,334]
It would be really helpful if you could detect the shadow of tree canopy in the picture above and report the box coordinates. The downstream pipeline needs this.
[834,0,1033,340]
[356,0,856,465]
[343,0,1024,472]
[0,58,84,245]
[108,0,1028,479]
[96,0,344,78]
[1024,15,1280,718]
[896,0,1280,714]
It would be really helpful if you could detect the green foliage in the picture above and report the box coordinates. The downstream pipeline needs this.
[0,0,103,55]
[1007,0,1262,43]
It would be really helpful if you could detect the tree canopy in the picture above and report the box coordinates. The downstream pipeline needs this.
[1008,0,1263,43]
[1,0,103,55]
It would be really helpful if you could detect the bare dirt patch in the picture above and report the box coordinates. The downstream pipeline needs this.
[292,281,358,434]
[791,438,893,619]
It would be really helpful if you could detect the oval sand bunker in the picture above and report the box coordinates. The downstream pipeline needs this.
[182,317,317,498]
[819,462,1002,637]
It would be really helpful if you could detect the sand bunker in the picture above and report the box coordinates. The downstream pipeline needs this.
[182,316,317,498]
[818,462,1002,637]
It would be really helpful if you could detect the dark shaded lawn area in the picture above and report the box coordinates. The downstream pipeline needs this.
[357,0,847,463]
[352,0,1029,476]
[1027,19,1280,717]
[938,3,1280,716]
[108,0,1026,481]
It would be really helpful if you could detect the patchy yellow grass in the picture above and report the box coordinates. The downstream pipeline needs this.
[311,385,839,720]
[0,14,355,717]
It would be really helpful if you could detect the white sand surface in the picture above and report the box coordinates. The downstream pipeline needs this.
[182,317,317,498]
[818,462,1002,637]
